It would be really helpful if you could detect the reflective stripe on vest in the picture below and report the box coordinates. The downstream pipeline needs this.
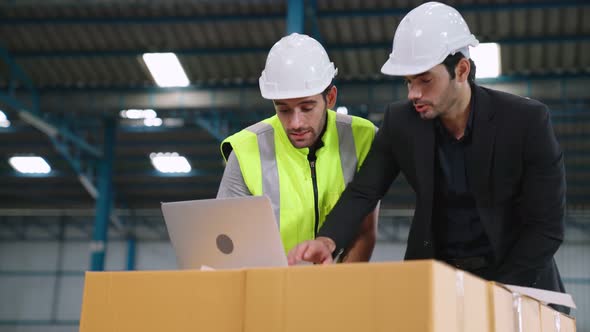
[335,112,357,184]
[245,121,281,227]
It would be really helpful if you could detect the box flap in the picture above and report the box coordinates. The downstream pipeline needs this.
[504,284,576,309]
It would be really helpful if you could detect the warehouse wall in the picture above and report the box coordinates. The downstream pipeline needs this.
[1,224,588,332]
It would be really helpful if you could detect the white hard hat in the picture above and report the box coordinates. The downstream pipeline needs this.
[259,33,337,100]
[381,1,479,76]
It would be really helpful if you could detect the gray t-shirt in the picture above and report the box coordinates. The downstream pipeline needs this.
[216,151,251,198]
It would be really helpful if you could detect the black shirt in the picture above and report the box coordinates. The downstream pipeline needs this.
[432,98,494,261]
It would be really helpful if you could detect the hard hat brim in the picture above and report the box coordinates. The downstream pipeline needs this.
[380,58,441,77]
[259,78,331,100]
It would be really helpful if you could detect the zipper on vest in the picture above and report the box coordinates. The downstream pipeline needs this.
[308,157,320,236]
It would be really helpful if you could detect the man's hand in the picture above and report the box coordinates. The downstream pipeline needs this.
[287,237,336,265]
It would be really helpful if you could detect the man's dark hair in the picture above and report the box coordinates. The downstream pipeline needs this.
[442,52,476,84]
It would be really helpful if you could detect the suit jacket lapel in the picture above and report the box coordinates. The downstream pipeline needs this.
[466,85,497,202]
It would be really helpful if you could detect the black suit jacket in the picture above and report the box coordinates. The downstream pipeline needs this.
[319,84,566,294]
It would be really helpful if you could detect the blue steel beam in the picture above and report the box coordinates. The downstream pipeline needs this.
[191,91,234,141]
[194,110,240,142]
[29,72,590,93]
[0,90,32,111]
[0,48,36,91]
[0,48,103,199]
[0,168,220,177]
[338,73,590,85]
[2,191,589,204]
[90,117,116,271]
[0,149,582,165]
[0,178,590,191]
[1,47,103,159]
[18,111,102,158]
[307,0,322,43]
[286,0,304,34]
[0,270,85,277]
[566,219,590,237]
[562,278,590,285]
[0,1,584,26]
[0,13,284,26]
[50,219,66,323]
[3,106,584,131]
[0,320,79,326]
[12,47,268,58]
[49,129,102,160]
[195,117,226,141]
[327,36,590,51]
[0,47,38,112]
[317,0,589,18]
[12,35,590,58]
[126,235,136,270]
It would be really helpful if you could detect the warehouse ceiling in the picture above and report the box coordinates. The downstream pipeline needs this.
[0,0,589,217]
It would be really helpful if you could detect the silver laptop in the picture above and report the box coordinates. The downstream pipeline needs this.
[161,196,288,270]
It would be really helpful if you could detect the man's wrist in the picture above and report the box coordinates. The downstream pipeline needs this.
[316,236,336,253]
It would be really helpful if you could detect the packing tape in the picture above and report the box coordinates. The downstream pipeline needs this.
[554,310,561,332]
[456,271,465,332]
[512,292,523,332]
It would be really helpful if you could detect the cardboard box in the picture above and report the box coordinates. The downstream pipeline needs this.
[80,260,490,332]
[488,282,516,332]
[245,260,489,332]
[540,303,577,332]
[488,282,542,332]
[79,269,245,332]
[519,293,542,332]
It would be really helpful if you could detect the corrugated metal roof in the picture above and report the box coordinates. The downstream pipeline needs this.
[1,1,588,88]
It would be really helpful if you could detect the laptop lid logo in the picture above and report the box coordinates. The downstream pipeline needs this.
[216,234,234,254]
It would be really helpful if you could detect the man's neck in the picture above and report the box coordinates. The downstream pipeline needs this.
[440,85,472,140]
[307,114,328,160]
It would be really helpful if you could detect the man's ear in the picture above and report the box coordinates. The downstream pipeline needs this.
[326,85,338,109]
[455,58,471,83]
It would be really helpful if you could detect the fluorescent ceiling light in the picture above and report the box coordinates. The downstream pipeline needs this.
[120,109,157,119]
[470,43,501,78]
[336,106,348,115]
[144,118,163,127]
[0,110,10,128]
[9,156,51,174]
[150,152,191,173]
[142,53,190,87]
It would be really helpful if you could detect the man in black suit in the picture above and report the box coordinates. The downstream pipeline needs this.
[287,1,567,310]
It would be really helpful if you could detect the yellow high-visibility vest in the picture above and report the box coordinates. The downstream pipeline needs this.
[221,109,376,253]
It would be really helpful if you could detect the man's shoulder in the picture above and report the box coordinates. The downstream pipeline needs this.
[351,115,377,130]
[221,118,276,160]
[225,118,276,142]
[244,117,277,135]
[477,85,548,117]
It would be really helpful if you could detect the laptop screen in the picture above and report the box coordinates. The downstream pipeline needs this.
[162,196,288,269]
